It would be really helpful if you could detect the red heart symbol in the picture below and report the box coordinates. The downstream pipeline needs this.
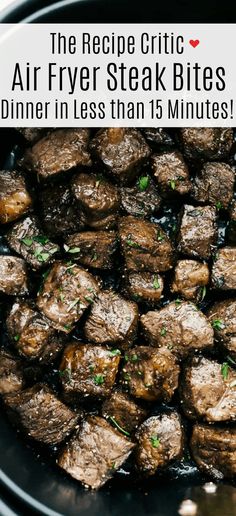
[189,39,200,48]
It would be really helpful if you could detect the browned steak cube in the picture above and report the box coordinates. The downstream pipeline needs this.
[0,349,24,395]
[228,200,236,244]
[192,162,235,209]
[119,216,174,272]
[65,230,117,269]
[191,424,236,479]
[212,247,236,290]
[84,290,138,349]
[125,272,164,304]
[71,172,120,230]
[7,215,59,270]
[23,129,91,180]
[120,346,179,402]
[180,356,236,422]
[0,170,32,224]
[120,176,161,218]
[207,299,236,360]
[141,301,214,357]
[179,128,233,161]
[177,205,217,260]
[0,256,29,296]
[102,390,147,434]
[58,415,135,489]
[59,343,120,401]
[4,384,79,446]
[6,301,63,363]
[171,259,209,301]
[90,128,151,184]
[135,413,184,476]
[141,128,174,148]
[152,151,191,198]
[37,262,100,333]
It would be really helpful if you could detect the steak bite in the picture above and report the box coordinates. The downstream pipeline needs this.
[171,259,209,301]
[0,170,32,224]
[177,205,217,260]
[125,272,164,304]
[71,172,120,230]
[0,256,29,296]
[7,215,59,271]
[37,262,100,333]
[58,415,135,489]
[207,299,236,360]
[180,356,236,422]
[191,424,236,479]
[90,128,151,184]
[141,301,214,357]
[102,390,147,434]
[23,129,91,180]
[65,230,117,270]
[179,128,233,161]
[120,346,179,402]
[59,343,120,401]
[4,384,79,446]
[135,412,184,476]
[212,247,236,290]
[0,349,24,395]
[141,128,174,148]
[192,162,235,209]
[120,176,161,218]
[152,151,191,198]
[119,216,174,273]
[84,290,138,349]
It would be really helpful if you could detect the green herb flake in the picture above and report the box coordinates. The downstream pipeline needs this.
[126,238,141,249]
[157,232,164,242]
[84,296,94,304]
[153,276,160,290]
[150,435,160,448]
[170,179,176,190]
[59,368,72,382]
[131,354,139,362]
[221,362,229,380]
[63,324,72,331]
[93,374,105,386]
[21,238,33,247]
[200,285,207,302]
[33,235,49,245]
[138,176,149,192]
[67,298,80,312]
[212,319,225,330]
[68,247,81,254]
[14,334,20,342]
[175,298,182,308]
[109,349,121,356]
[89,365,95,373]
[216,201,222,210]
[160,327,167,337]
[91,252,98,262]
[109,416,130,437]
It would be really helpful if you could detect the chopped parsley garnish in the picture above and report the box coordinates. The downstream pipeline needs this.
[33,235,49,245]
[138,176,149,192]
[170,179,176,190]
[84,296,94,304]
[59,368,72,382]
[153,276,160,290]
[130,353,139,362]
[150,435,160,448]
[91,252,98,262]
[157,232,164,242]
[89,365,95,373]
[216,201,222,210]
[67,298,80,311]
[221,362,229,380]
[14,334,20,342]
[212,319,225,330]
[109,349,121,356]
[200,285,207,301]
[123,372,131,381]
[109,416,130,437]
[126,238,141,249]
[68,247,80,254]
[175,298,182,308]
[160,327,167,337]
[63,324,72,331]
[21,237,33,247]
[93,374,105,385]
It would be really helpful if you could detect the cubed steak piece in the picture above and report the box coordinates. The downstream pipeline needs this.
[7,215,59,270]
[207,299,236,360]
[180,356,236,422]
[0,349,24,395]
[177,205,217,260]
[0,170,32,224]
[84,290,138,349]
[152,151,191,198]
[6,301,63,363]
[141,301,214,357]
[191,424,236,479]
[135,412,184,476]
[141,128,174,148]
[120,176,161,218]
[37,262,100,333]
[120,346,179,402]
[102,390,147,434]
[179,128,233,161]
[58,415,135,489]
[59,343,120,401]
[212,247,236,290]
[125,272,164,304]
[119,216,174,272]
[4,384,79,446]
[0,256,29,296]
[192,162,235,209]
[171,259,209,301]
[23,129,91,180]
[228,200,236,244]
[65,230,117,269]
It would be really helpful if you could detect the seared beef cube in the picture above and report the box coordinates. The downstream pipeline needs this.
[141,128,174,148]
[37,262,100,333]
[125,272,164,304]
[6,301,63,363]
[135,413,184,476]
[141,301,214,357]
[191,424,236,479]
[4,384,79,446]
[7,215,59,270]
[102,390,147,434]
[152,151,191,198]
[58,415,134,489]
[120,176,161,218]
[212,247,236,290]
[120,346,179,402]
[180,356,236,422]
[171,259,209,301]
[84,290,138,349]
[0,349,24,395]
[65,231,117,270]
[177,205,217,260]
[0,170,32,224]
[119,216,174,273]
[180,128,233,161]
[207,299,236,360]
[16,128,51,144]
[0,256,29,296]
[71,173,120,230]
[23,129,91,180]
[192,162,235,209]
[59,343,120,401]
[228,200,236,244]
